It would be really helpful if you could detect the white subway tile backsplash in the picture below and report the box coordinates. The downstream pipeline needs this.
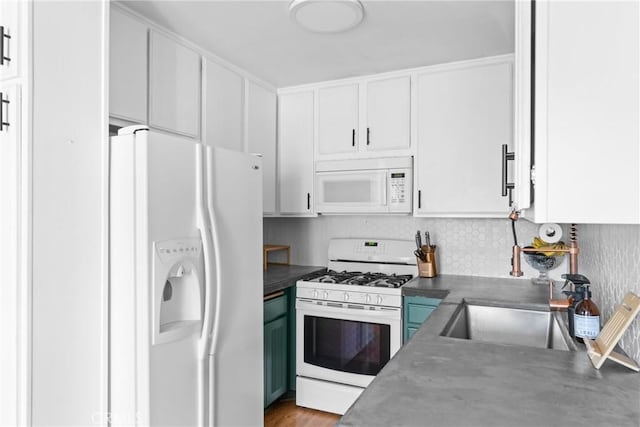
[264,216,640,365]
[579,224,640,365]
[265,216,564,279]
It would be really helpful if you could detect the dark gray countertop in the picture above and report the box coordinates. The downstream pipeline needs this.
[340,274,640,427]
[263,264,326,296]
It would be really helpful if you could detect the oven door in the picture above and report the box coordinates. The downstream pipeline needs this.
[296,299,402,388]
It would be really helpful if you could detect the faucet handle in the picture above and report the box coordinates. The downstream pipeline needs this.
[561,273,591,285]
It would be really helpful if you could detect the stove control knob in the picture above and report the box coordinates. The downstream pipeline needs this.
[365,294,371,304]
[344,292,350,301]
[377,295,383,304]
[312,290,319,299]
[323,291,329,300]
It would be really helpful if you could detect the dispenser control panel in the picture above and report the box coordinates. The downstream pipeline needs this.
[155,238,202,263]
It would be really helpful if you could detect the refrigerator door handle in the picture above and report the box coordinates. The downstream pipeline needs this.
[196,218,214,427]
[197,219,215,359]
[197,144,215,360]
[207,208,223,358]
[203,146,223,359]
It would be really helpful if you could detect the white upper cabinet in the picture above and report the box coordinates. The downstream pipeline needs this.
[149,30,201,138]
[204,59,243,150]
[364,75,410,152]
[515,0,640,224]
[317,83,358,156]
[415,56,513,217]
[110,7,147,123]
[0,0,19,82]
[315,75,411,159]
[278,90,315,215]
[247,81,277,215]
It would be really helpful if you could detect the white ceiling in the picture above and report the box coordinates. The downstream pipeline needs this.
[123,0,514,88]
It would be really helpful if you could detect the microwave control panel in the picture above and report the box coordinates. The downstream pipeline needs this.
[389,169,411,208]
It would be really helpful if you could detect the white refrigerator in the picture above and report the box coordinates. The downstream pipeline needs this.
[109,126,263,426]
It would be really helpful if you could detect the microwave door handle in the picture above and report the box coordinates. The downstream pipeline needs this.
[381,172,388,207]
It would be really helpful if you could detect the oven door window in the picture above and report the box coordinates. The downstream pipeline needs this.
[303,315,390,376]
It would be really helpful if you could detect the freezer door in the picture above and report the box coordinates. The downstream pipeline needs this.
[205,147,263,426]
[110,128,204,427]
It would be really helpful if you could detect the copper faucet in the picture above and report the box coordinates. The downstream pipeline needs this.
[509,210,579,309]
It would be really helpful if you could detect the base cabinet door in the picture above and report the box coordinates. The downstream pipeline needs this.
[403,296,441,343]
[264,315,288,408]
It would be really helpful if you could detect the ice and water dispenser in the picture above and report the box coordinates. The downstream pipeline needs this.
[152,238,204,345]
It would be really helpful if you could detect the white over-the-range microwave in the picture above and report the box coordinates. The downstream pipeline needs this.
[315,157,412,214]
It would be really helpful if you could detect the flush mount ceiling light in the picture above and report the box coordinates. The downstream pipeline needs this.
[289,0,364,33]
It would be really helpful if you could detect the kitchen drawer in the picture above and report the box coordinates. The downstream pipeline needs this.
[407,297,442,307]
[264,292,287,323]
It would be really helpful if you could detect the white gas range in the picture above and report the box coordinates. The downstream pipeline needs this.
[295,238,417,415]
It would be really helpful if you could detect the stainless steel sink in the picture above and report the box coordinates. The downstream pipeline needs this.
[441,302,575,351]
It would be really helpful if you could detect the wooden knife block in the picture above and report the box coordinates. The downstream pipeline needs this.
[417,245,437,278]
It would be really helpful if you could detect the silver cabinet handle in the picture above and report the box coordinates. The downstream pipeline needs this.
[0,92,9,131]
[501,144,515,206]
[352,129,355,147]
[0,26,11,66]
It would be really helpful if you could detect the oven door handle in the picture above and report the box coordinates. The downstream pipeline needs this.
[296,299,401,319]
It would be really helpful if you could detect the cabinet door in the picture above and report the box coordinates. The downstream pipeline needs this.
[149,31,201,138]
[532,1,640,224]
[110,7,147,123]
[0,84,20,426]
[317,83,358,156]
[264,316,288,408]
[415,59,513,216]
[0,0,19,81]
[204,59,243,150]
[287,287,296,391]
[403,296,441,343]
[364,76,410,152]
[247,81,277,214]
[278,91,314,215]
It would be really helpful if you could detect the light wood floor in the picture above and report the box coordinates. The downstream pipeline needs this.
[264,395,341,427]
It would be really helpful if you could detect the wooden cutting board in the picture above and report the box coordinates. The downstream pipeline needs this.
[584,292,640,371]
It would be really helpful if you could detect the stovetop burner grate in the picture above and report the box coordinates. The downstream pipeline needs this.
[304,270,413,288]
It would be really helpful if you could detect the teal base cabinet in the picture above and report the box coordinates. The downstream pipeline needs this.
[403,296,442,343]
[264,292,288,408]
[287,286,297,391]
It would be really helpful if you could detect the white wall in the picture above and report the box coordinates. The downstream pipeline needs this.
[264,217,640,364]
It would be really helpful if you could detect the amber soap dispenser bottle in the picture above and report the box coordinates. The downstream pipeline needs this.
[574,284,601,342]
